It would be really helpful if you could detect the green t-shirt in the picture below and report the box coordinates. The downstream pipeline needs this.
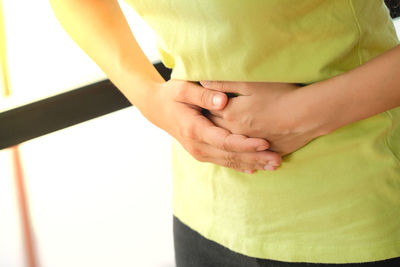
[126,0,400,263]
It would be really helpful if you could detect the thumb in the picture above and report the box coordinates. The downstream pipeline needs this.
[176,82,228,110]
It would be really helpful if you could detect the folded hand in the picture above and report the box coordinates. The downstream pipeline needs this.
[135,79,282,173]
[201,80,326,156]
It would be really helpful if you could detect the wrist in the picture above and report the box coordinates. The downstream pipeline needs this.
[288,82,340,139]
[108,60,163,106]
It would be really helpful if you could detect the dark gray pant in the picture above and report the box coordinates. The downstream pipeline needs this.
[173,216,400,267]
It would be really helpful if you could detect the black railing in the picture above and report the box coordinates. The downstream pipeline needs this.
[0,62,171,150]
[385,0,400,19]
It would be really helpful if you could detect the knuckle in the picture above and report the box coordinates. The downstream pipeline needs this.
[223,111,235,122]
[224,153,240,169]
[188,146,207,162]
[175,82,187,101]
[221,132,231,151]
[199,88,211,107]
[186,144,197,155]
[190,147,203,160]
[215,81,224,90]
[180,125,197,140]
[207,81,223,91]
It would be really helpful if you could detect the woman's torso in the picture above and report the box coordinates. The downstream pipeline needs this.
[125,0,400,263]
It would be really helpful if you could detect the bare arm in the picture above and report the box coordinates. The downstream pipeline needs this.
[49,0,282,172]
[49,0,163,105]
[302,44,400,134]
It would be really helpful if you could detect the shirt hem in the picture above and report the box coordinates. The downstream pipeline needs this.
[173,213,400,264]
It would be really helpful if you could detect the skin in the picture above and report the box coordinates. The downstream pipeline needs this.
[49,0,400,173]
[203,44,400,166]
[201,81,315,157]
[49,0,281,173]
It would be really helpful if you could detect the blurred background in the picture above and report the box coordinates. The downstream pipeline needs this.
[1,1,174,267]
[0,1,400,267]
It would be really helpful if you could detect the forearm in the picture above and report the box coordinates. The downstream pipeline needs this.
[49,0,282,171]
[299,44,400,135]
[49,0,164,107]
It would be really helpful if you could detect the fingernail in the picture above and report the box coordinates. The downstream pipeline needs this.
[269,161,280,167]
[256,145,269,151]
[264,165,276,171]
[212,94,224,107]
[244,170,254,174]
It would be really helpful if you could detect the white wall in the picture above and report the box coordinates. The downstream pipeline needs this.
[1,1,174,267]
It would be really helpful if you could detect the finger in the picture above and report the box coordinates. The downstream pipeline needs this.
[207,96,241,118]
[194,114,270,152]
[174,81,228,110]
[200,80,249,95]
[197,143,282,171]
